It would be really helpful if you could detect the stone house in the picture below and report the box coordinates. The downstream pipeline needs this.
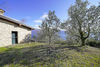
[0,9,34,47]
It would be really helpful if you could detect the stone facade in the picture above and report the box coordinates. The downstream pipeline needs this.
[0,18,32,47]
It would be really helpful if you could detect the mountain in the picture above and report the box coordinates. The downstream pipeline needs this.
[31,29,66,40]
[58,31,66,40]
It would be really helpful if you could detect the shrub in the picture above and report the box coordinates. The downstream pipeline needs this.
[86,40,100,47]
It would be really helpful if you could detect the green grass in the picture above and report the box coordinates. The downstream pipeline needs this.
[0,47,8,53]
[0,42,100,67]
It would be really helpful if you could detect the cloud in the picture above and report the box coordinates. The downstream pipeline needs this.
[34,25,41,29]
[59,29,66,31]
[33,13,48,23]
[40,13,48,19]
[34,20,42,23]
[58,27,66,31]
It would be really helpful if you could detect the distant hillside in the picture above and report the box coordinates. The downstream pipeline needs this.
[31,29,40,37]
[31,29,66,40]
[58,31,66,40]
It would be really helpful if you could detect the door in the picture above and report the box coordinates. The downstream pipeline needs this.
[12,31,18,44]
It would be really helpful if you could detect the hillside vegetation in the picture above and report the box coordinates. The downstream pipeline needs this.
[0,42,100,67]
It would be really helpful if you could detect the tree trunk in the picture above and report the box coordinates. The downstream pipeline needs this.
[48,36,51,45]
[81,38,85,46]
[48,36,51,55]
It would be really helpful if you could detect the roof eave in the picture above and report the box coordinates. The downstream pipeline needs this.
[0,15,34,30]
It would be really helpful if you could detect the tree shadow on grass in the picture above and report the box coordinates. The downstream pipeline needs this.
[0,44,83,67]
[54,45,83,52]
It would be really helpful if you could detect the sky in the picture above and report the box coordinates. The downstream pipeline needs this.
[0,0,100,29]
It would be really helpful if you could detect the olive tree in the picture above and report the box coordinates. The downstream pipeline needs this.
[40,11,60,45]
[62,0,100,46]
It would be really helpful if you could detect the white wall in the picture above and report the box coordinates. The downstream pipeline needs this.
[0,19,31,47]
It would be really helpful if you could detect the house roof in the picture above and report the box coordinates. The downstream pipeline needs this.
[0,15,34,30]
[0,9,5,13]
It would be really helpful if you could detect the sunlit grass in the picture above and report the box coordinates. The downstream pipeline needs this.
[0,47,8,53]
[8,42,46,48]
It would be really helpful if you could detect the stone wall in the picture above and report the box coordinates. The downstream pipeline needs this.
[0,19,31,47]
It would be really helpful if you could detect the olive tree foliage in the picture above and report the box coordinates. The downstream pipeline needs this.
[62,0,100,46]
[40,11,61,45]
[35,30,46,42]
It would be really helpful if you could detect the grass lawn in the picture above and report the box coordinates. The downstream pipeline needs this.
[0,42,100,67]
